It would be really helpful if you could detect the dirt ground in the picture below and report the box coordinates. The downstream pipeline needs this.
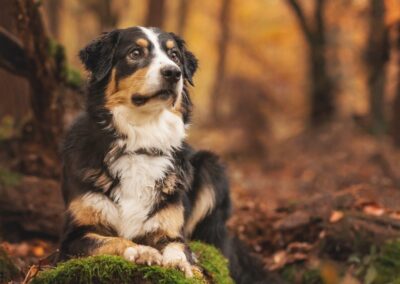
[3,120,400,282]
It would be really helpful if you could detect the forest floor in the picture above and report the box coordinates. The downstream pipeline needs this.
[2,120,400,283]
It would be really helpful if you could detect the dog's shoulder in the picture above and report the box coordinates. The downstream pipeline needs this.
[62,113,113,160]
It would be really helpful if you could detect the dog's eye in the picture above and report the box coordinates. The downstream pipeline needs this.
[129,48,143,60]
[170,51,179,63]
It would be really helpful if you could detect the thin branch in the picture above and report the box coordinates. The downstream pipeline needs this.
[286,0,313,42]
[314,0,326,41]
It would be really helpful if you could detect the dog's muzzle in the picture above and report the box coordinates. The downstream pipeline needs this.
[131,90,177,106]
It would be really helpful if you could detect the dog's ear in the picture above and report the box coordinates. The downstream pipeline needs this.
[170,33,198,86]
[79,30,120,82]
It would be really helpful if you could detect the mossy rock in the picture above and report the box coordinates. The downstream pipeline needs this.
[0,247,20,283]
[31,242,233,284]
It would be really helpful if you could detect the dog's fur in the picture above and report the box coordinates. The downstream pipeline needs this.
[59,26,281,283]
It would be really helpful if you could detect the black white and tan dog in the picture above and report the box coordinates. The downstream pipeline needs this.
[59,26,280,283]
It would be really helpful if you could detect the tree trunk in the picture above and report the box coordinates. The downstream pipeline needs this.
[176,0,190,36]
[391,22,400,146]
[43,0,60,38]
[14,0,65,150]
[145,0,165,29]
[0,0,30,122]
[87,0,118,31]
[286,0,335,126]
[309,38,334,125]
[0,0,81,176]
[365,0,389,135]
[210,0,232,122]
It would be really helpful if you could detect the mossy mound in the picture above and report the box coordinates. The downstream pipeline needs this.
[31,242,233,284]
[366,239,400,284]
[0,247,20,283]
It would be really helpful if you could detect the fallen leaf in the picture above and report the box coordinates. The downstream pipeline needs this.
[329,210,344,223]
[321,261,340,284]
[287,242,313,252]
[363,204,385,216]
[15,242,30,257]
[389,211,400,220]
[272,250,286,264]
[32,246,45,257]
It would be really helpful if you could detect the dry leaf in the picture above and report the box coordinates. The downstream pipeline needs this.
[329,211,344,223]
[272,250,286,264]
[287,242,313,252]
[363,204,385,216]
[389,211,400,220]
[33,246,45,257]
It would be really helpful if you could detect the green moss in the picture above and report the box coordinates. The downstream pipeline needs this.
[190,241,233,284]
[0,166,22,187]
[0,115,14,140]
[366,239,400,284]
[31,242,233,284]
[47,38,65,61]
[47,38,83,89]
[63,65,83,89]
[302,269,323,284]
[0,247,20,283]
[281,265,297,283]
[280,265,323,284]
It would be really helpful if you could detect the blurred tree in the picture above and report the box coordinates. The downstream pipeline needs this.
[210,0,232,122]
[0,0,65,149]
[43,0,61,38]
[145,0,165,28]
[0,0,80,177]
[286,0,334,126]
[85,0,118,31]
[391,22,400,146]
[0,0,30,122]
[364,0,389,135]
[176,0,190,36]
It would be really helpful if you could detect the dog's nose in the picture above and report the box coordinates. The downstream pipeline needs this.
[161,66,181,84]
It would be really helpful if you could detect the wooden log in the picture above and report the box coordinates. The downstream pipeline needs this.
[0,176,64,238]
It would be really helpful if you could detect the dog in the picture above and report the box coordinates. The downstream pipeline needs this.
[59,26,281,283]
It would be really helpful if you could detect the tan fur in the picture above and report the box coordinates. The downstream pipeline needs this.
[166,40,175,49]
[105,68,117,98]
[69,198,106,226]
[154,204,185,239]
[136,38,149,48]
[82,168,113,191]
[105,67,149,109]
[172,92,183,116]
[184,186,216,236]
[158,173,177,194]
[86,233,135,256]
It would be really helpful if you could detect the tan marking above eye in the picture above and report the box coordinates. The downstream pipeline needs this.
[136,38,149,47]
[166,40,175,49]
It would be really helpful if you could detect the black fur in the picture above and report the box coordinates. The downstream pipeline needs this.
[59,27,282,283]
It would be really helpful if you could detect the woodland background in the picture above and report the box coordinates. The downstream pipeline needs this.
[2,0,400,283]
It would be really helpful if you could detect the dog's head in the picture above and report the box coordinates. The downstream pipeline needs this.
[80,27,198,121]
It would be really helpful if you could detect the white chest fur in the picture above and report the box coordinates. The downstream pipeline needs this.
[107,107,186,239]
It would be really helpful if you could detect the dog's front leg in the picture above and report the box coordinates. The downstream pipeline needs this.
[161,241,198,277]
[87,233,163,265]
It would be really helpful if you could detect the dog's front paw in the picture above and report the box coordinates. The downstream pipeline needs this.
[162,244,199,277]
[123,245,162,266]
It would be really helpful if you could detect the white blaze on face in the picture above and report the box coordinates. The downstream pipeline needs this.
[139,27,183,96]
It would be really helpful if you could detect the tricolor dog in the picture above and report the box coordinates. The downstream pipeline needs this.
[59,26,277,283]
